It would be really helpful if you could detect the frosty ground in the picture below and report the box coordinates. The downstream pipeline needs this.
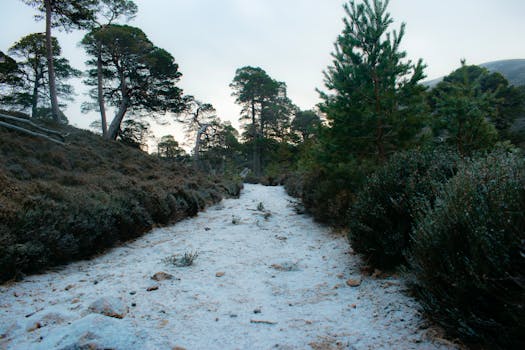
[0,184,457,350]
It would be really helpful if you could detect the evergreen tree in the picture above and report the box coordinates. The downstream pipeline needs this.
[320,0,427,162]
[84,0,138,137]
[81,24,185,140]
[157,135,184,159]
[22,0,99,122]
[431,62,499,154]
[4,33,80,120]
[430,63,525,143]
[291,109,321,143]
[230,66,280,176]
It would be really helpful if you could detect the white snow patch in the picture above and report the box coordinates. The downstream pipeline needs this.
[0,184,457,349]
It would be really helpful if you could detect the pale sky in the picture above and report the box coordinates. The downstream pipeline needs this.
[1,0,524,144]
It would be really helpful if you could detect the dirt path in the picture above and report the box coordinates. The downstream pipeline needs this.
[0,185,456,349]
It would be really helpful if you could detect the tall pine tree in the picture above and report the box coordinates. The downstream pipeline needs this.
[320,0,427,162]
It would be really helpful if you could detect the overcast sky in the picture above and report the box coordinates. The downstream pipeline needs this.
[1,0,524,143]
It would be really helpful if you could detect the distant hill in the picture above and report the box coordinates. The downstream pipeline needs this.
[424,59,525,87]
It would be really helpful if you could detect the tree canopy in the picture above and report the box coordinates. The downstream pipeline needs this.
[81,24,185,140]
[3,33,80,120]
[320,0,427,162]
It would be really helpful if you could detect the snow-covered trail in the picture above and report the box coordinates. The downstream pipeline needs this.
[0,185,456,350]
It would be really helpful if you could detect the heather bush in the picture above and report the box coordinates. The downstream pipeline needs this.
[299,160,369,225]
[410,150,525,349]
[348,148,459,268]
[0,125,242,282]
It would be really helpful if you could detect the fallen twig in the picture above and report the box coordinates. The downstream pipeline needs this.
[250,319,277,325]
[25,307,44,318]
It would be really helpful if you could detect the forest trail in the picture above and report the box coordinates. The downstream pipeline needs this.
[0,185,456,350]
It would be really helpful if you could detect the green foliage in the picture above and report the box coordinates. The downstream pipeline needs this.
[157,135,184,159]
[320,0,428,161]
[94,0,138,25]
[2,33,80,118]
[410,150,525,348]
[230,66,296,176]
[0,51,20,86]
[81,24,185,139]
[349,148,459,268]
[118,119,151,149]
[290,109,321,143]
[22,0,99,30]
[430,63,505,154]
[299,156,371,225]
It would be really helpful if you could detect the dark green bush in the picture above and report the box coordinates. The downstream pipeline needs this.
[348,149,459,268]
[410,150,525,349]
[299,160,369,225]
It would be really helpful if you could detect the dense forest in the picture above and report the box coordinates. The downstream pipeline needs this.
[1,0,524,349]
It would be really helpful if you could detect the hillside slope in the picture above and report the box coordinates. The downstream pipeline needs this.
[424,58,525,87]
[481,59,525,86]
[0,121,241,282]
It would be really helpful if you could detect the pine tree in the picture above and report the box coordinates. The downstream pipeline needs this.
[320,0,427,162]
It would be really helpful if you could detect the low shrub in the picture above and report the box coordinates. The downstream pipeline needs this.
[162,251,199,267]
[298,160,369,225]
[0,124,242,282]
[348,148,459,268]
[410,150,525,349]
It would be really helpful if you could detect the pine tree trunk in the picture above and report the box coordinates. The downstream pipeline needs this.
[107,98,128,140]
[251,99,260,177]
[45,0,61,123]
[107,71,128,140]
[373,72,385,161]
[31,78,39,118]
[96,47,108,137]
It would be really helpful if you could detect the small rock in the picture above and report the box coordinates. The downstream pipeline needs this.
[371,269,383,279]
[151,272,174,281]
[27,322,42,332]
[253,308,261,314]
[147,285,159,292]
[336,273,345,279]
[215,272,225,278]
[204,227,211,231]
[346,279,361,287]
[64,284,75,291]
[131,303,136,307]
[129,291,136,295]
[360,265,373,275]
[230,314,238,318]
[71,298,81,304]
[350,304,357,309]
[88,297,128,319]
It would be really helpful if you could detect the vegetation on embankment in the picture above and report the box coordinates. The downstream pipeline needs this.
[0,123,242,283]
[281,0,525,348]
